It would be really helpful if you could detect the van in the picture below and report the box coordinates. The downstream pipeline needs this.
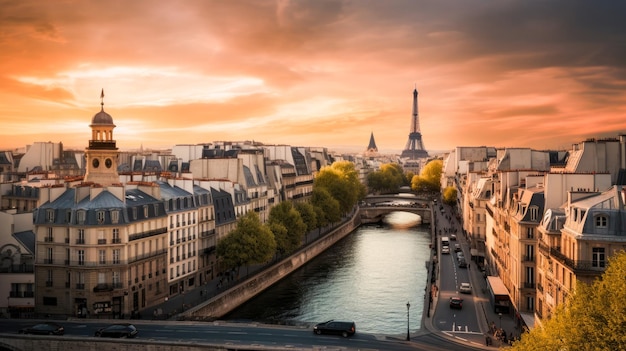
[313,320,356,337]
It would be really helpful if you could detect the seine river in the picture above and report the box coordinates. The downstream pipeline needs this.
[225,212,432,336]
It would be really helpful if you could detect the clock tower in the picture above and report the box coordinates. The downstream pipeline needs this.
[84,90,119,186]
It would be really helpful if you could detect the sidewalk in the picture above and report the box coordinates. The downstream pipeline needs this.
[421,201,520,349]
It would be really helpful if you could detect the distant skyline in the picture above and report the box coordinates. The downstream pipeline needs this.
[1,1,625,153]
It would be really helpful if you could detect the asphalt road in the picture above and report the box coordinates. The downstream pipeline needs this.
[1,319,484,351]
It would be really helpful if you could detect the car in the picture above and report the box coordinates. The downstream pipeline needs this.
[454,244,462,252]
[441,246,450,254]
[456,251,465,260]
[449,297,463,309]
[95,323,138,338]
[459,282,472,294]
[458,258,467,268]
[19,322,64,335]
[313,320,356,337]
[450,234,457,241]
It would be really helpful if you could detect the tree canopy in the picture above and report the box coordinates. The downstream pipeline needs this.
[314,160,366,214]
[216,211,276,272]
[442,186,458,206]
[268,201,307,256]
[411,159,443,194]
[366,163,407,194]
[507,251,626,351]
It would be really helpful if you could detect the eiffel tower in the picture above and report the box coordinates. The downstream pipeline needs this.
[401,88,429,159]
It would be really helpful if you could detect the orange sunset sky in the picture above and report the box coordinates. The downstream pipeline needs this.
[1,1,625,154]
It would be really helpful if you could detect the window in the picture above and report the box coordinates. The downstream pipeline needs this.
[46,209,55,223]
[98,272,106,285]
[113,249,120,264]
[112,228,120,243]
[111,210,119,224]
[595,215,608,228]
[77,210,86,224]
[47,269,53,286]
[46,247,53,264]
[99,250,106,264]
[43,296,58,306]
[143,205,149,218]
[592,248,606,268]
[46,228,53,242]
[527,227,534,239]
[530,206,539,221]
[112,271,121,287]
[97,210,105,224]
[77,250,85,265]
[132,207,137,220]
[77,229,85,244]
[76,272,85,289]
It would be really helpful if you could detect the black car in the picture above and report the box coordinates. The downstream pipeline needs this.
[95,323,138,338]
[450,297,463,309]
[313,320,356,337]
[19,322,64,335]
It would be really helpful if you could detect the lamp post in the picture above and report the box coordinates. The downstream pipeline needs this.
[499,312,502,329]
[406,301,411,341]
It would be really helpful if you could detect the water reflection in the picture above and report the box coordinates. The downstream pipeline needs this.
[225,213,432,336]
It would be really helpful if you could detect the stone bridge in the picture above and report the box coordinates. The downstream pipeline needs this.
[360,194,433,224]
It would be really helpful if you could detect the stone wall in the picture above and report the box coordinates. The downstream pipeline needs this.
[183,213,361,320]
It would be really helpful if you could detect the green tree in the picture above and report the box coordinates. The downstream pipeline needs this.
[367,163,406,194]
[294,201,318,233]
[411,159,443,194]
[311,186,341,228]
[507,251,626,351]
[216,211,276,273]
[268,201,307,256]
[315,161,366,214]
[442,186,457,206]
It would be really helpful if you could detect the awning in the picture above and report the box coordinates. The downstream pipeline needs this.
[519,312,535,330]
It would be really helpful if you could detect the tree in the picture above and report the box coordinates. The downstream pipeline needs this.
[315,161,366,214]
[216,212,276,274]
[366,163,406,194]
[294,201,318,233]
[411,159,443,194]
[442,186,457,206]
[311,186,341,228]
[268,201,307,256]
[507,251,626,351]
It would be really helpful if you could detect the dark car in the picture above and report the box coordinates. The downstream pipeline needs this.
[450,297,463,309]
[19,322,64,335]
[313,320,356,337]
[95,323,138,338]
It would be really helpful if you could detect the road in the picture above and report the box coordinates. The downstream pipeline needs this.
[0,319,485,351]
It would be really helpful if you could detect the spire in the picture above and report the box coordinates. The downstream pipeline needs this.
[100,89,105,110]
[367,132,378,152]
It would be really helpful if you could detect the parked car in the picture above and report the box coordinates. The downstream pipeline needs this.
[19,322,64,335]
[458,258,468,268]
[95,323,138,338]
[459,282,472,294]
[454,244,461,252]
[441,246,450,254]
[456,252,465,261]
[450,234,457,241]
[449,297,463,309]
[313,320,356,337]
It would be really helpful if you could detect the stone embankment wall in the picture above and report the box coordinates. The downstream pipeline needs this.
[183,213,361,320]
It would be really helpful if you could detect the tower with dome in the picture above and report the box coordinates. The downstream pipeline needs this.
[84,89,119,186]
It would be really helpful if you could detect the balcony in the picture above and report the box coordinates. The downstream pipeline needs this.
[44,258,53,264]
[45,281,53,287]
[44,237,54,242]
[112,238,121,244]
[550,247,606,275]
[76,239,85,244]
[128,227,167,241]
[98,239,107,245]
[522,255,535,262]
[94,284,114,292]
[89,140,117,149]
[523,282,536,289]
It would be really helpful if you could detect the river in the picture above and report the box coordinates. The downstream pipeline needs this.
[224,212,432,336]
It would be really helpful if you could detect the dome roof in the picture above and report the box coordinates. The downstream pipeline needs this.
[91,108,114,125]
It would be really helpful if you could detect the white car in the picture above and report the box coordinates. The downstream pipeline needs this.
[441,246,450,254]
[459,282,472,294]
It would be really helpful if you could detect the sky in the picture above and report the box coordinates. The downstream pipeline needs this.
[1,0,625,154]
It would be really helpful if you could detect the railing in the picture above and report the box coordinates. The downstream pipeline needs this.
[98,239,107,244]
[9,291,35,298]
[44,237,54,242]
[128,248,167,264]
[76,283,85,290]
[129,227,167,241]
[0,264,34,273]
[112,238,121,244]
[76,239,85,244]
[550,247,606,274]
[523,282,536,289]
[522,255,535,262]
[45,281,53,287]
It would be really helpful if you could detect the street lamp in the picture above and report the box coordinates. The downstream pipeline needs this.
[406,301,411,341]
[499,312,502,329]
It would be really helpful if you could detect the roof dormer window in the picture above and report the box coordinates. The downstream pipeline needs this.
[595,215,608,228]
